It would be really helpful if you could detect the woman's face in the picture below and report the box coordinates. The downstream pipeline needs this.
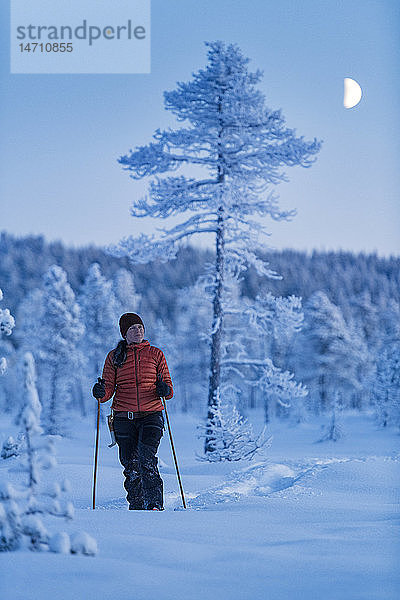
[126,323,144,344]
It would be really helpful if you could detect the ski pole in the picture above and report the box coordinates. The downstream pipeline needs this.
[161,396,186,509]
[92,397,101,510]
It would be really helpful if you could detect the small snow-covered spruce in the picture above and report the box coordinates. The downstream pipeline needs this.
[0,482,21,551]
[0,287,15,375]
[109,41,322,456]
[372,340,400,430]
[197,388,272,462]
[0,352,96,555]
[316,390,344,442]
[1,435,23,460]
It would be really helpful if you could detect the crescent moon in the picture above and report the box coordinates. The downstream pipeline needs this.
[344,78,362,109]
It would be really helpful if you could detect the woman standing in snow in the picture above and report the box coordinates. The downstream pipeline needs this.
[92,313,173,511]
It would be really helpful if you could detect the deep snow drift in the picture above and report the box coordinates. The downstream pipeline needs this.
[0,409,399,600]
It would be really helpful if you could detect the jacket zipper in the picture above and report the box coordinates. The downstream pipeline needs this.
[134,347,140,411]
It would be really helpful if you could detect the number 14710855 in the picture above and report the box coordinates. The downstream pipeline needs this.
[19,42,73,52]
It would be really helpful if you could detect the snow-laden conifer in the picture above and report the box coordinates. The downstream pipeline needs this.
[0,287,15,375]
[378,299,400,351]
[35,265,85,434]
[244,288,307,422]
[317,390,344,442]
[13,288,44,350]
[189,270,307,456]
[1,434,24,460]
[0,352,96,554]
[113,268,141,316]
[372,340,400,430]
[169,275,213,413]
[79,263,120,378]
[350,290,380,349]
[6,289,44,415]
[78,263,119,419]
[110,41,322,455]
[292,291,363,414]
[219,274,308,425]
[197,388,272,462]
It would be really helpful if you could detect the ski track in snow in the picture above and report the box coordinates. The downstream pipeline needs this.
[91,453,400,512]
[183,459,332,510]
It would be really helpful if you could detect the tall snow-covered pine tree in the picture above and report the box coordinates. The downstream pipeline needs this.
[111,41,321,455]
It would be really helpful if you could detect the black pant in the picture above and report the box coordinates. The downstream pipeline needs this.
[113,411,164,510]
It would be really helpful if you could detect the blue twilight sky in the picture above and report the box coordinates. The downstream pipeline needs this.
[0,0,399,256]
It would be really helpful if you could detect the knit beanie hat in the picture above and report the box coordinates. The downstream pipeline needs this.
[119,313,145,338]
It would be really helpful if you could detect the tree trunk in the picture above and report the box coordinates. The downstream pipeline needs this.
[25,427,36,490]
[264,395,270,424]
[48,366,57,435]
[77,381,87,417]
[250,386,256,409]
[204,205,225,453]
[319,373,327,412]
[204,92,226,455]
[182,381,188,413]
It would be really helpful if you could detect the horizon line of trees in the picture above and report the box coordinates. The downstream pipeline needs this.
[0,238,399,436]
[1,230,399,337]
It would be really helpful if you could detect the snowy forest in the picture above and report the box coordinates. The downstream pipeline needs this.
[1,228,399,433]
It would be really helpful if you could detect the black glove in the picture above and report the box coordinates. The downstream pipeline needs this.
[92,377,105,399]
[156,375,170,398]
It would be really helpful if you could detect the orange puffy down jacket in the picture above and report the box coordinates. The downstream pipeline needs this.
[100,340,173,412]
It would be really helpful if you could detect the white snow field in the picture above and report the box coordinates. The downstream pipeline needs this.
[0,410,399,600]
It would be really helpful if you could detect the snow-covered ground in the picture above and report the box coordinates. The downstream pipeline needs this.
[1,410,399,600]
